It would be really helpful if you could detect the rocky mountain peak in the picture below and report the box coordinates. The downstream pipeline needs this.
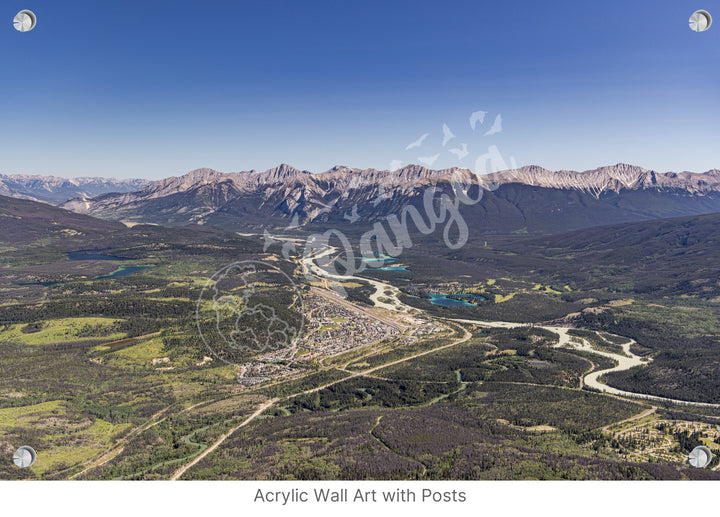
[176,167,227,184]
[43,162,720,230]
[484,163,720,198]
[260,164,308,182]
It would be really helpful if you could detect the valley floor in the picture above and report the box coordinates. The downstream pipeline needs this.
[3,229,720,480]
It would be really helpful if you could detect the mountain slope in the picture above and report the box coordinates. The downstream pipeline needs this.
[57,163,720,234]
[0,195,125,247]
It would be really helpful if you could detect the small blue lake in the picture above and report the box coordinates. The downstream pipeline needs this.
[67,249,153,280]
[19,250,152,285]
[94,266,154,280]
[428,293,486,307]
[377,266,409,271]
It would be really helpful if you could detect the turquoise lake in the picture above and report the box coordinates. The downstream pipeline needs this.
[428,293,486,307]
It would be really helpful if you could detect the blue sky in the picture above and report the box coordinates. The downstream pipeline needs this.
[0,0,718,179]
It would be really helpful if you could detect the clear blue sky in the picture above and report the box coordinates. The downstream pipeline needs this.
[0,0,718,179]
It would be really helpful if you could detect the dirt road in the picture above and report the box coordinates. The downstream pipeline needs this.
[170,398,278,480]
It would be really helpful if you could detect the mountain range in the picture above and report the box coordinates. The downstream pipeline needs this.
[0,174,149,205]
[3,163,720,235]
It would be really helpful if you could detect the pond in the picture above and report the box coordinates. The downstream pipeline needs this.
[94,266,154,280]
[428,293,486,307]
[19,250,152,285]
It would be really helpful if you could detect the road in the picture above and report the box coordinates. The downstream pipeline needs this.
[310,286,406,332]
[169,320,473,480]
[69,406,172,479]
[450,318,720,409]
[601,406,657,433]
[303,249,684,406]
[105,244,720,479]
[302,247,411,313]
[69,397,222,480]
[305,246,720,410]
[170,398,278,480]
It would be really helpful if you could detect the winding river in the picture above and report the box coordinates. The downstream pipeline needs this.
[301,247,720,409]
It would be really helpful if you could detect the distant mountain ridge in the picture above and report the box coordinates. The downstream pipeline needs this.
[0,173,150,205]
[58,163,476,226]
[61,162,720,203]
[44,163,720,235]
[489,164,720,198]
